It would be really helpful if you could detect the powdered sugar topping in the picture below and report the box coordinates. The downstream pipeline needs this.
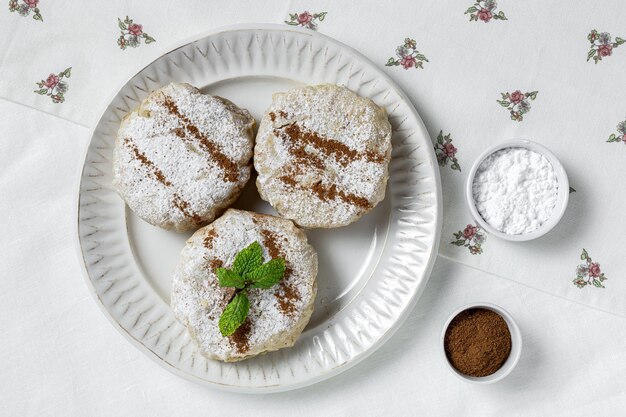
[112,83,254,231]
[254,84,392,228]
[171,209,318,361]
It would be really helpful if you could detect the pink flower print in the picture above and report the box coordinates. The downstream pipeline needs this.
[34,67,71,104]
[297,12,313,25]
[285,11,327,31]
[587,29,624,63]
[452,223,485,254]
[465,1,507,22]
[478,9,492,22]
[443,143,457,158]
[44,74,59,89]
[128,23,143,36]
[117,16,156,50]
[8,0,42,20]
[598,44,613,57]
[463,225,478,240]
[498,90,538,122]
[386,38,428,71]
[509,90,524,104]
[573,249,607,288]
[400,55,416,69]
[589,263,601,277]
[434,131,461,171]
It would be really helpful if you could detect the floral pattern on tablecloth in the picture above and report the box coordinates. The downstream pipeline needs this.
[573,249,607,289]
[8,0,42,21]
[464,0,507,23]
[497,90,538,122]
[386,38,428,70]
[34,67,71,103]
[607,117,626,145]
[587,30,624,64]
[117,16,156,49]
[451,224,486,255]
[434,131,461,171]
[284,11,327,30]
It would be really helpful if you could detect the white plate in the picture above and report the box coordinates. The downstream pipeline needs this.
[76,24,442,393]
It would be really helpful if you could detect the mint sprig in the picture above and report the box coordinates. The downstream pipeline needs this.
[218,292,250,337]
[216,241,286,336]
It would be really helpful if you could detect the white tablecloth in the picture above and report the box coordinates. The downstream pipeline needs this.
[1,1,625,415]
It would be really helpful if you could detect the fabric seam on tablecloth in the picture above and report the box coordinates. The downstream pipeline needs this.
[0,95,90,129]
[437,253,626,319]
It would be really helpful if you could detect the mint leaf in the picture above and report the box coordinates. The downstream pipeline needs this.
[219,292,249,336]
[248,258,286,289]
[216,268,245,289]
[232,241,263,278]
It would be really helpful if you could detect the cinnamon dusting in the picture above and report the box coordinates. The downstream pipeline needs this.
[123,138,172,186]
[276,281,301,315]
[229,319,251,353]
[172,193,203,224]
[203,229,218,249]
[162,95,240,182]
[276,122,384,167]
[208,258,223,270]
[173,127,185,138]
[260,229,300,316]
[278,175,297,187]
[278,177,372,210]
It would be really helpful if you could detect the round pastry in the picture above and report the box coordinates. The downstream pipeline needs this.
[254,84,392,228]
[112,83,255,232]
[171,209,318,362]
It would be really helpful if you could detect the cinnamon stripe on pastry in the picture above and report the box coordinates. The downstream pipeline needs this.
[122,138,172,187]
[278,176,372,210]
[162,95,240,182]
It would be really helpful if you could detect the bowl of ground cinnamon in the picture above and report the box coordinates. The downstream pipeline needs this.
[441,302,522,384]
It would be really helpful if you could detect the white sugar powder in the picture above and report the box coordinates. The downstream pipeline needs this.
[472,147,558,235]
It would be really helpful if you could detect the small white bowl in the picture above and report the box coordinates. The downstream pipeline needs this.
[440,302,522,384]
[465,139,569,242]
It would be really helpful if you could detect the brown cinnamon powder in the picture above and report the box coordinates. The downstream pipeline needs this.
[276,281,300,315]
[162,95,240,182]
[208,258,223,270]
[123,138,172,186]
[172,193,203,225]
[278,176,372,210]
[444,308,512,377]
[260,229,300,315]
[291,146,325,170]
[281,123,357,167]
[203,229,218,249]
[269,120,379,210]
[277,121,385,166]
[278,175,297,187]
[230,319,251,353]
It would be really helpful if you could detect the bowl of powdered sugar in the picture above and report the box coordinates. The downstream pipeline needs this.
[466,140,569,241]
